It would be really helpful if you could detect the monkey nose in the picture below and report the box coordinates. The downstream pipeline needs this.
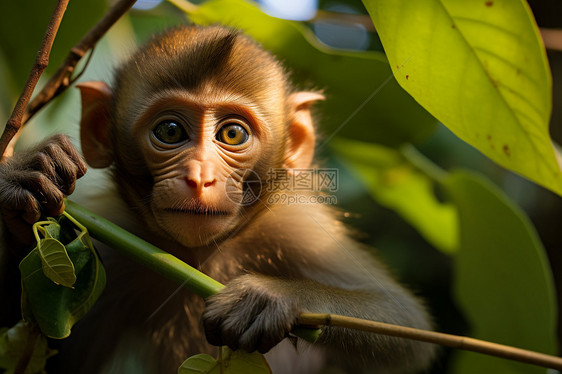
[185,176,217,190]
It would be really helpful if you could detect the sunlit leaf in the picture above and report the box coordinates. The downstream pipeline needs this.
[333,138,458,253]
[20,216,106,339]
[365,0,561,196]
[171,0,437,146]
[37,237,76,288]
[0,320,57,373]
[445,171,557,373]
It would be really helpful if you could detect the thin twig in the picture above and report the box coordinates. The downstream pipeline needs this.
[0,0,69,159]
[541,28,562,52]
[23,0,138,126]
[298,313,562,371]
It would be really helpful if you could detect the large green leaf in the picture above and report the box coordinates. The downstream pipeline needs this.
[445,171,557,373]
[333,138,458,253]
[365,0,561,195]
[20,216,106,339]
[171,0,437,146]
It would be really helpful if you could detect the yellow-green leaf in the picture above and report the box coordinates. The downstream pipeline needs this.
[365,0,561,195]
[333,138,458,253]
[37,238,76,288]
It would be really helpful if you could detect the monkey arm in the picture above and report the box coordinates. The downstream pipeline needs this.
[203,271,434,371]
[202,204,435,372]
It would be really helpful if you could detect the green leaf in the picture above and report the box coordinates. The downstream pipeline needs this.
[333,138,458,253]
[444,171,557,373]
[20,216,106,339]
[0,320,57,373]
[178,348,271,374]
[365,0,561,195]
[178,354,218,374]
[37,237,76,288]
[173,0,436,146]
[226,349,271,374]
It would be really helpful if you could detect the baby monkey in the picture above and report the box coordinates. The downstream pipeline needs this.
[0,26,435,373]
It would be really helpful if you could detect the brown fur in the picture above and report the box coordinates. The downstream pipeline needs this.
[0,25,436,374]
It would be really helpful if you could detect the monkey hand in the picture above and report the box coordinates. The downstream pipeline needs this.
[203,274,300,354]
[0,135,87,245]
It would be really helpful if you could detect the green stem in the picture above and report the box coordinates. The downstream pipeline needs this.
[401,144,448,183]
[64,199,223,298]
[63,199,321,342]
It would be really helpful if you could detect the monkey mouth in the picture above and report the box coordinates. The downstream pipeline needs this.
[164,206,230,216]
[165,208,230,216]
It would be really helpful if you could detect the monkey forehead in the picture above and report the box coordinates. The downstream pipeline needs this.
[113,26,289,122]
[128,88,279,135]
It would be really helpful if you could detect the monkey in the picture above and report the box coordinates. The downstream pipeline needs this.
[0,25,435,374]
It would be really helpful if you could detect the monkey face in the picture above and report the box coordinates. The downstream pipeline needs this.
[78,27,321,249]
[128,89,277,247]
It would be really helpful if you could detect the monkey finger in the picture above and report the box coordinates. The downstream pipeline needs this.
[49,134,88,180]
[38,138,86,194]
[202,316,225,347]
[202,300,227,347]
[17,171,65,218]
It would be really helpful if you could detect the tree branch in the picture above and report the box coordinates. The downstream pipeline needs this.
[0,0,138,160]
[0,0,69,159]
[298,313,562,371]
[23,0,138,126]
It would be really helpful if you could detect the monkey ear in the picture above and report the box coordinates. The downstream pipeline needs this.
[76,81,113,168]
[284,92,325,169]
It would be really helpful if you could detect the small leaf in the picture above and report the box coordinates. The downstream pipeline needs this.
[37,238,76,288]
[178,348,271,374]
[20,215,106,339]
[227,349,271,374]
[178,354,219,374]
[364,0,561,195]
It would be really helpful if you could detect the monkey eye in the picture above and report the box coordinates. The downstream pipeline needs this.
[216,123,249,146]
[152,121,189,145]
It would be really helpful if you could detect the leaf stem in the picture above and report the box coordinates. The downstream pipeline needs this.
[401,144,448,183]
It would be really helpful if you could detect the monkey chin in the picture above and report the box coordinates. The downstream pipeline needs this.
[154,208,239,248]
